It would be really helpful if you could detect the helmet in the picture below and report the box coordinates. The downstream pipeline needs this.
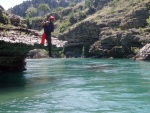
[49,16,55,21]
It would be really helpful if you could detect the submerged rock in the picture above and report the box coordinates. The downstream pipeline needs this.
[27,49,49,59]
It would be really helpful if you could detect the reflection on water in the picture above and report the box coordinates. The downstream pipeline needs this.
[0,72,26,88]
[0,58,150,113]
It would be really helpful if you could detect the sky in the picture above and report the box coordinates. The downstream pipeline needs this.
[0,0,27,10]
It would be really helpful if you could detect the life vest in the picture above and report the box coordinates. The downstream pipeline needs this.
[40,33,46,45]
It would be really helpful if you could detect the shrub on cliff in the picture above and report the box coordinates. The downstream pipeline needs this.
[10,15,21,26]
[84,0,93,8]
[147,16,150,26]
[38,3,50,16]
[0,10,10,24]
[26,17,43,30]
[69,12,77,25]
[59,20,71,33]
[78,11,86,21]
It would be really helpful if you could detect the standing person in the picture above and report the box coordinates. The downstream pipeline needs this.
[42,16,55,57]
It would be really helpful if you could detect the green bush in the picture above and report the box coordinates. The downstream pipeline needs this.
[38,3,50,16]
[84,0,93,8]
[147,16,150,26]
[0,12,10,24]
[25,7,38,18]
[108,0,120,7]
[59,20,70,33]
[26,17,42,29]
[10,16,20,26]
[69,12,77,25]
[78,11,86,21]
[52,7,63,13]
[69,2,75,7]
[38,3,50,12]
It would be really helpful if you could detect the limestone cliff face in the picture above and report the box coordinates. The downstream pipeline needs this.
[120,0,150,29]
[90,27,150,58]
[1,0,150,60]
[56,0,150,58]
[59,21,100,43]
[92,0,111,10]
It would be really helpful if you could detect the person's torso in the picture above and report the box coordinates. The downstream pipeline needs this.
[43,21,54,33]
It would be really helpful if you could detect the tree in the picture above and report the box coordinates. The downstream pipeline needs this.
[25,7,37,18]
[38,4,50,16]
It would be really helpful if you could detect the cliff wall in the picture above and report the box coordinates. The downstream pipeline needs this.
[56,0,150,58]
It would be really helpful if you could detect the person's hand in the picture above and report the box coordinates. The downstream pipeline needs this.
[45,21,50,25]
[42,21,45,26]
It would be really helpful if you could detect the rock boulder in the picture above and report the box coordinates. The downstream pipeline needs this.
[134,44,150,60]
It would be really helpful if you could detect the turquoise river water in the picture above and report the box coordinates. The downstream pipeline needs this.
[0,58,150,113]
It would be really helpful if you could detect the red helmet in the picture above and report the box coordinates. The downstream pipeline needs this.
[49,16,55,21]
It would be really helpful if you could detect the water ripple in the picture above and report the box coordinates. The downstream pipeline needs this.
[1,59,150,113]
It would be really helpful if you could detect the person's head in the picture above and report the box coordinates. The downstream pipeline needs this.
[49,16,55,22]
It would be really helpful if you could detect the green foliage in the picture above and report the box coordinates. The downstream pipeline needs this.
[26,17,42,29]
[69,2,75,7]
[0,12,10,24]
[52,7,63,13]
[69,12,77,25]
[139,27,145,32]
[84,0,93,8]
[10,16,21,26]
[52,46,64,57]
[26,18,32,29]
[29,17,42,22]
[108,0,117,7]
[38,3,50,12]
[131,47,140,54]
[59,20,71,33]
[25,7,38,18]
[78,11,86,21]
[147,16,150,26]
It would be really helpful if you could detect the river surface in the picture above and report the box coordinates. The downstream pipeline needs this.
[0,58,150,113]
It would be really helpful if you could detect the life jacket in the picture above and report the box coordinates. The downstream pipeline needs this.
[40,33,46,45]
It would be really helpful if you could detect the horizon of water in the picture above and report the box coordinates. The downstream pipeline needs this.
[0,58,150,113]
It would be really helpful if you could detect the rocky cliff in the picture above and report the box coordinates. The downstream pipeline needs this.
[0,26,43,73]
[55,0,150,58]
[1,0,150,62]
[0,26,66,73]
